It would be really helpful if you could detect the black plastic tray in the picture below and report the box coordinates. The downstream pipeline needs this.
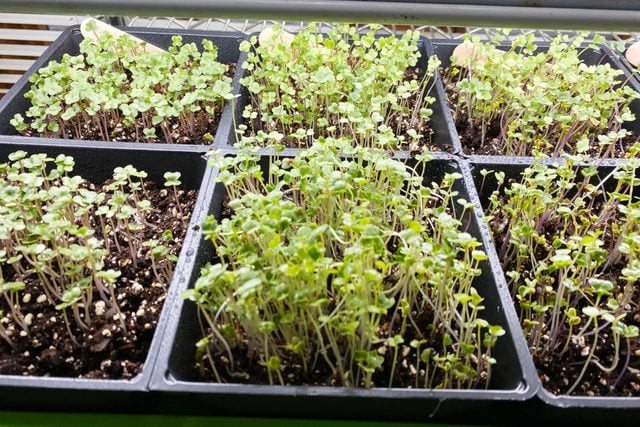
[225,35,460,154]
[431,39,640,158]
[149,150,537,424]
[0,139,212,413]
[0,26,247,151]
[468,157,640,426]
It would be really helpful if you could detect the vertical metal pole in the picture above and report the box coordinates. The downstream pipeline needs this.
[106,16,126,27]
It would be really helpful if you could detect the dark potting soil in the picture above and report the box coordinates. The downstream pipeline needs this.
[443,74,636,157]
[0,182,197,379]
[489,195,640,396]
[242,67,447,153]
[19,65,235,145]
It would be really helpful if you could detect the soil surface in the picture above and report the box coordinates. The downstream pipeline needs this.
[20,65,235,145]
[443,71,636,157]
[243,67,450,153]
[0,182,197,379]
[490,192,640,396]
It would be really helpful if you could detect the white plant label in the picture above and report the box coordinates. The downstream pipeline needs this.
[626,40,640,67]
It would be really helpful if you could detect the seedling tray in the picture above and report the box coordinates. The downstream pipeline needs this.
[0,26,247,150]
[0,138,213,413]
[468,157,640,427]
[225,35,459,154]
[149,150,537,425]
[430,39,640,158]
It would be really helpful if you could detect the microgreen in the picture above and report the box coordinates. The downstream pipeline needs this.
[12,34,234,144]
[164,171,184,218]
[447,32,639,157]
[238,24,440,150]
[484,148,640,394]
[184,138,502,389]
[0,151,186,347]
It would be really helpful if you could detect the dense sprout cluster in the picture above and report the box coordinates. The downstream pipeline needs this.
[238,24,440,150]
[185,140,502,389]
[449,33,639,157]
[11,32,234,144]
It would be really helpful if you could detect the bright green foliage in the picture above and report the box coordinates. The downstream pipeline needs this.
[238,24,440,149]
[0,151,184,347]
[12,34,234,144]
[184,138,502,389]
[485,148,640,394]
[449,32,639,157]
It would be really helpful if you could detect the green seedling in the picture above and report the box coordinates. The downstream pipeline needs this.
[164,171,184,218]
